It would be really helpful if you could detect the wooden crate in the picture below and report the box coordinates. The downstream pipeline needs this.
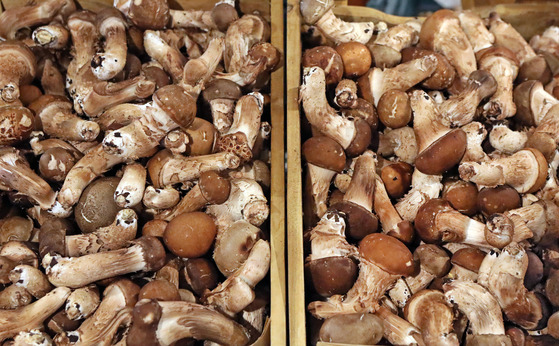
[286,2,559,345]
[0,0,286,345]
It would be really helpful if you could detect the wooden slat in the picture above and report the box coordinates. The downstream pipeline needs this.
[286,0,306,345]
[333,5,423,25]
[269,0,287,345]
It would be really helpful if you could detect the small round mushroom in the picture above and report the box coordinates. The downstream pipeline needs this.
[74,177,122,234]
[442,179,478,216]
[202,79,242,134]
[380,162,413,199]
[164,212,217,258]
[484,213,514,249]
[477,185,522,216]
[377,90,412,129]
[335,42,372,78]
[318,314,384,344]
[38,147,77,183]
[302,46,344,85]
[183,258,220,297]
[139,279,181,301]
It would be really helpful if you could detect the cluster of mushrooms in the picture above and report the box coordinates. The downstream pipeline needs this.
[300,0,559,344]
[0,0,279,344]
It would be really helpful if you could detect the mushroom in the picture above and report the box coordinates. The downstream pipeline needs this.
[42,236,166,288]
[73,176,122,233]
[182,118,218,156]
[374,304,424,345]
[330,151,378,240]
[400,47,456,90]
[404,290,460,345]
[38,147,78,183]
[477,185,521,216]
[395,169,443,221]
[0,286,71,342]
[301,67,371,156]
[420,9,477,88]
[531,27,559,75]
[202,79,242,134]
[411,90,467,175]
[0,285,33,310]
[318,314,384,344]
[376,126,418,165]
[478,47,520,120]
[335,42,372,78]
[0,241,38,268]
[0,41,36,105]
[114,0,169,30]
[458,10,495,53]
[447,247,486,281]
[380,162,413,199]
[438,70,497,127]
[373,176,414,243]
[308,233,414,318]
[162,129,189,155]
[489,123,528,154]
[514,80,558,127]
[13,329,53,345]
[300,0,376,45]
[139,279,181,301]
[306,211,359,297]
[9,264,52,298]
[90,8,128,81]
[204,239,270,317]
[461,121,489,163]
[334,79,358,109]
[223,14,269,74]
[213,220,262,277]
[442,179,478,216]
[141,186,178,211]
[65,285,100,320]
[357,55,437,106]
[113,163,146,208]
[32,23,70,50]
[163,211,217,258]
[170,0,238,32]
[377,90,412,129]
[0,216,34,244]
[370,21,421,68]
[459,148,548,193]
[444,280,510,343]
[126,299,249,346]
[302,46,344,85]
[41,59,66,97]
[143,29,187,84]
[183,257,220,297]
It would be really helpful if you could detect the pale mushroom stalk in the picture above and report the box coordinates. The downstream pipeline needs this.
[375,305,424,346]
[65,208,138,257]
[489,13,539,67]
[224,14,270,73]
[0,147,56,210]
[142,186,180,210]
[461,121,489,163]
[0,287,71,342]
[179,37,225,98]
[395,170,443,222]
[91,8,128,80]
[459,148,548,193]
[374,177,413,243]
[458,11,495,53]
[144,30,187,83]
[307,212,359,263]
[95,103,143,131]
[371,21,421,68]
[505,202,546,242]
[9,264,52,298]
[32,23,70,49]
[169,0,237,31]
[300,0,376,45]
[0,0,76,40]
[65,285,100,320]
[43,236,165,288]
[114,163,146,208]
[0,285,32,310]
[376,127,418,165]
[41,59,67,96]
[204,239,270,317]
[514,80,558,126]
[531,27,559,74]
[489,124,527,155]
[411,90,452,156]
[163,129,189,154]
[228,160,271,189]
[13,330,53,345]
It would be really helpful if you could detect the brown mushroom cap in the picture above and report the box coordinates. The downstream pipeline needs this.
[183,258,219,296]
[442,179,478,216]
[415,198,454,243]
[484,213,514,249]
[344,118,372,157]
[212,2,239,32]
[19,85,42,106]
[153,84,196,129]
[525,251,544,290]
[414,244,451,277]
[359,233,414,276]
[401,47,455,90]
[202,79,242,103]
[74,177,122,234]
[546,269,559,307]
[39,147,77,183]
[505,327,526,346]
[307,256,358,297]
[199,171,231,205]
[380,162,413,199]
[415,129,467,175]
[302,136,347,172]
[318,313,384,344]
[134,236,167,272]
[139,279,181,301]
[0,40,36,93]
[120,0,169,30]
[377,89,412,129]
[164,212,217,258]
[183,118,217,156]
[526,132,556,163]
[330,201,378,240]
[142,219,168,238]
[518,55,552,85]
[548,311,559,340]
[126,299,161,346]
[342,98,378,131]
[477,185,521,217]
[451,247,486,273]
[302,46,344,85]
[335,42,372,78]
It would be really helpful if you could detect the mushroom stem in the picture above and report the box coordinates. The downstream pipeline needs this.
[9,264,53,298]
[307,211,359,261]
[395,170,443,222]
[179,37,225,98]
[343,151,376,211]
[65,208,138,257]
[43,236,165,288]
[224,14,270,73]
[377,127,418,164]
[371,21,421,68]
[114,163,146,208]
[435,210,491,248]
[91,8,128,80]
[0,285,32,310]
[144,30,187,83]
[458,11,495,53]
[0,147,56,210]
[461,121,489,163]
[374,177,413,243]
[142,186,180,210]
[0,287,71,342]
[315,8,376,45]
[32,23,70,49]
[170,0,237,32]
[204,239,270,317]
[489,124,527,154]
[374,305,424,345]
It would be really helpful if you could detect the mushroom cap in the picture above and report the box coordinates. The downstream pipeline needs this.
[213,220,262,277]
[442,179,478,216]
[525,251,544,290]
[133,236,167,272]
[318,313,384,344]
[477,185,521,216]
[306,256,358,297]
[522,148,549,194]
[39,219,69,257]
[74,177,122,234]
[526,132,556,163]
[302,136,346,172]
[121,0,169,30]
[184,258,219,296]
[484,213,514,249]
[371,44,402,69]
[344,118,372,157]
[342,98,378,131]
[0,40,36,85]
[415,129,467,175]
[477,46,520,67]
[184,118,217,156]
[139,279,181,301]
[28,94,69,115]
[302,46,344,85]
[199,171,231,205]
[335,42,372,78]
[300,0,334,24]
[142,219,168,238]
[415,198,454,243]
[127,299,161,346]
[401,47,455,90]
[380,162,413,199]
[548,311,559,339]
[414,244,451,277]
[359,233,414,276]
[404,290,455,342]
[203,79,242,103]
[518,55,552,85]
[514,80,541,126]
[0,106,34,145]
[39,147,77,183]
[330,201,378,240]
[212,2,239,32]
[419,10,459,50]
[377,89,412,129]
[164,212,217,258]
[153,84,196,129]
[451,247,486,273]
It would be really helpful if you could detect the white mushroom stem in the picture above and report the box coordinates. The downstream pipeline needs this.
[43,236,165,288]
[206,178,269,230]
[531,29,559,74]
[65,285,100,320]
[372,21,421,67]
[443,280,505,335]
[374,177,409,237]
[410,90,450,154]
[36,98,100,142]
[489,124,528,154]
[305,163,336,219]
[144,30,186,83]
[314,8,375,45]
[376,127,418,165]
[65,208,138,257]
[375,305,424,346]
[224,14,269,73]
[9,264,52,299]
[204,239,270,317]
[143,186,180,210]
[228,160,270,189]
[458,11,495,53]
[308,258,399,319]
[461,121,489,163]
[489,13,536,66]
[179,37,225,98]
[13,329,53,346]
[32,23,70,49]
[91,9,128,80]
[479,52,519,120]
[538,150,559,204]
[435,211,493,248]
[395,170,443,222]
[505,203,546,242]
[307,212,359,261]
[114,163,146,208]
[0,285,32,310]
[0,287,71,342]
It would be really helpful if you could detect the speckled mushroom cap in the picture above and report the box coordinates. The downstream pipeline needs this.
[415,128,467,175]
[199,171,231,205]
[302,136,346,172]
[359,233,414,276]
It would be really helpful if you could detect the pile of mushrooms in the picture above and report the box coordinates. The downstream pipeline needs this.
[300,0,559,344]
[0,0,279,344]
